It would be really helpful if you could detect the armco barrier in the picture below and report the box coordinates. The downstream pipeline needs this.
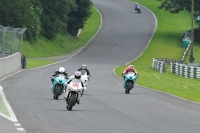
[0,52,21,78]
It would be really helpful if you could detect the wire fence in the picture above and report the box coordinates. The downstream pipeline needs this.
[0,26,26,58]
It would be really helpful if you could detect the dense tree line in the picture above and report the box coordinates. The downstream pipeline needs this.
[158,0,200,15]
[0,0,92,42]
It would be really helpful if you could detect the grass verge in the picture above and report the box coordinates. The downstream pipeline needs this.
[23,6,100,68]
[0,95,10,117]
[115,0,200,102]
[26,59,56,69]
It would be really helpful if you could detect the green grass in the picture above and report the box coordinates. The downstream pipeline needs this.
[0,94,10,117]
[26,59,56,68]
[115,0,200,102]
[193,41,200,61]
[186,41,200,62]
[23,6,100,68]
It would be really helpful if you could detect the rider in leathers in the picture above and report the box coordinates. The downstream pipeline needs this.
[77,64,91,78]
[135,3,140,11]
[50,67,69,83]
[50,67,69,94]
[65,71,86,104]
[122,65,138,79]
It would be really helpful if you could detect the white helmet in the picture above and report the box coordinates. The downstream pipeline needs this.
[129,65,134,69]
[81,64,87,69]
[58,67,65,73]
[75,71,81,79]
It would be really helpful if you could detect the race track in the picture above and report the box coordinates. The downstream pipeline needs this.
[1,0,200,133]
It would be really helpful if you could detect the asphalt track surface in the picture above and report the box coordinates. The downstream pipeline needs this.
[1,0,200,133]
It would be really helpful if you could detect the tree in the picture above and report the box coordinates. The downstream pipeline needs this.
[26,0,42,42]
[0,0,42,42]
[67,0,93,36]
[158,0,199,63]
[39,0,72,39]
[158,0,200,14]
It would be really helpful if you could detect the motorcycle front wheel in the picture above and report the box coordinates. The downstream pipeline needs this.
[54,86,62,100]
[67,93,76,111]
[126,81,133,94]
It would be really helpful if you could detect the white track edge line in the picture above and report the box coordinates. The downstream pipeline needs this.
[0,112,13,121]
[113,66,200,105]
[0,85,18,122]
[113,4,200,105]
[17,128,24,131]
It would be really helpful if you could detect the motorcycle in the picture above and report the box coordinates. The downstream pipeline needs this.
[51,74,67,100]
[65,79,83,111]
[135,5,141,13]
[123,72,138,94]
[80,70,89,94]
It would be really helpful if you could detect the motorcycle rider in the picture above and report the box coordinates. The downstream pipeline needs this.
[135,3,140,11]
[50,67,69,95]
[122,65,138,87]
[122,65,138,79]
[77,64,91,78]
[65,71,86,104]
[50,67,69,83]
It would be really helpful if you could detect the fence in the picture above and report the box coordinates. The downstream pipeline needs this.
[0,26,26,58]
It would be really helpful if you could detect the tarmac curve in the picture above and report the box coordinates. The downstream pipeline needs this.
[1,0,200,133]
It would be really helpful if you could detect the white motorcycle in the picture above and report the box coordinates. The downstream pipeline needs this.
[80,70,89,94]
[65,79,83,111]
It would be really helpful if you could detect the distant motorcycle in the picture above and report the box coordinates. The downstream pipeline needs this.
[123,72,138,94]
[51,74,67,100]
[65,79,83,111]
[135,5,141,13]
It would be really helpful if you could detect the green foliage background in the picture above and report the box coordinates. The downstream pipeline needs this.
[0,0,93,42]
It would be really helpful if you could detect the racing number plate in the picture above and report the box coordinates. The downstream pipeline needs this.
[72,83,79,87]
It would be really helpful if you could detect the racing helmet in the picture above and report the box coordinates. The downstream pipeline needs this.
[128,65,134,71]
[58,67,65,73]
[81,64,87,69]
[75,71,81,79]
